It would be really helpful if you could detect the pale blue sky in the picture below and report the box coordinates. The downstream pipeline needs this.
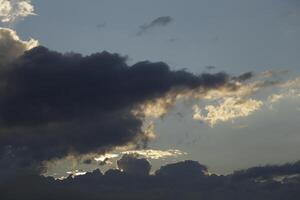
[16,0,300,74]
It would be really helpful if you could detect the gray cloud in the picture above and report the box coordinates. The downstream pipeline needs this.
[96,22,106,30]
[137,16,174,36]
[231,161,300,181]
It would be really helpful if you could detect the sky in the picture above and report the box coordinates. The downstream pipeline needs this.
[0,1,300,197]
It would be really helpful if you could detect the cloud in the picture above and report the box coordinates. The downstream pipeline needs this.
[190,71,289,126]
[268,94,284,103]
[193,98,263,127]
[90,149,186,167]
[231,161,300,181]
[0,29,292,181]
[137,16,173,36]
[155,160,208,178]
[266,76,300,105]
[96,22,106,30]
[233,72,254,82]
[205,65,216,71]
[0,0,35,23]
[94,153,119,162]
[117,154,151,176]
[0,31,242,173]
[122,149,187,160]
[0,28,38,67]
[3,159,300,199]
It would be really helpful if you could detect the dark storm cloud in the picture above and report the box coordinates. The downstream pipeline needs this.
[137,16,174,36]
[0,46,239,169]
[2,159,300,200]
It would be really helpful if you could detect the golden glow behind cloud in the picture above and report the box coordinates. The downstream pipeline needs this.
[94,149,186,162]
[134,79,268,128]
[122,149,187,160]
[94,154,119,162]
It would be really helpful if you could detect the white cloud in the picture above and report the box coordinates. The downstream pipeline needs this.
[0,28,38,66]
[0,0,35,23]
[193,98,263,127]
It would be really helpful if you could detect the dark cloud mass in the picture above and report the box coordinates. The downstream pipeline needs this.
[0,46,238,170]
[137,16,174,36]
[231,161,300,181]
[155,160,208,178]
[1,158,300,200]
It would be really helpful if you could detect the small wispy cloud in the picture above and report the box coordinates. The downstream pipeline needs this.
[96,22,107,30]
[137,16,173,36]
[0,0,35,24]
[122,149,187,160]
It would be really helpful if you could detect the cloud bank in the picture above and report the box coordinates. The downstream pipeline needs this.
[2,157,300,200]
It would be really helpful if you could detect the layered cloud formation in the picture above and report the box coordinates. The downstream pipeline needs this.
[1,156,300,200]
